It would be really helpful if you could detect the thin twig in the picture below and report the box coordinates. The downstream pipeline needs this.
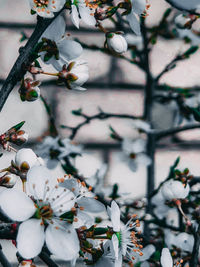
[61,110,141,139]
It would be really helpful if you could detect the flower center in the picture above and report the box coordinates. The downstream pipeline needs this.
[35,203,53,222]
[129,153,136,159]
[34,0,49,7]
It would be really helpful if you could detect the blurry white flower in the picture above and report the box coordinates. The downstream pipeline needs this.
[60,176,105,228]
[36,137,82,169]
[40,15,83,70]
[166,0,200,12]
[165,230,194,253]
[151,192,170,219]
[0,166,79,260]
[176,28,200,45]
[126,0,148,35]
[122,138,151,172]
[106,32,128,54]
[71,0,96,28]
[28,0,66,18]
[58,60,89,90]
[174,14,193,29]
[161,180,190,200]
[15,148,42,172]
[107,201,142,266]
[87,164,108,194]
[160,248,173,267]
[125,34,143,50]
[132,119,151,132]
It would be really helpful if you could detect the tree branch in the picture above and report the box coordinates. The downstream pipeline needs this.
[0,9,65,112]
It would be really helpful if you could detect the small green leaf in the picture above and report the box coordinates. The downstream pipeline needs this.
[183,46,199,58]
[71,108,82,116]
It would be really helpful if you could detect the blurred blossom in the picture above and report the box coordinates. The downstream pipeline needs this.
[36,136,83,169]
[121,138,151,172]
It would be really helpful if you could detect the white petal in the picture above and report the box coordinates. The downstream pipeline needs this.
[132,0,146,14]
[57,39,83,61]
[0,189,36,221]
[60,177,80,196]
[77,197,105,213]
[110,201,120,232]
[27,166,57,200]
[160,248,173,267]
[74,210,94,228]
[41,15,65,41]
[49,0,66,12]
[45,223,80,260]
[167,0,200,11]
[79,5,96,26]
[127,13,141,35]
[111,234,119,259]
[71,5,80,28]
[136,153,151,166]
[17,219,45,259]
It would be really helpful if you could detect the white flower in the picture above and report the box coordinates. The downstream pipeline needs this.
[166,0,200,12]
[87,164,108,194]
[122,138,151,172]
[15,148,42,172]
[174,14,193,29]
[151,191,170,219]
[0,166,79,260]
[132,119,151,132]
[107,201,142,266]
[106,33,128,54]
[160,248,173,267]
[58,60,89,90]
[60,176,105,228]
[165,230,194,253]
[28,0,66,18]
[40,15,83,70]
[36,136,82,169]
[126,0,148,35]
[161,180,190,200]
[70,0,96,28]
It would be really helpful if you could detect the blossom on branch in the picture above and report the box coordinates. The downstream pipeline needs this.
[39,15,83,70]
[106,32,128,54]
[70,0,97,28]
[0,166,80,260]
[28,0,66,18]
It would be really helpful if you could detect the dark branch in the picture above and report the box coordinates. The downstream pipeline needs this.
[190,225,200,267]
[61,110,141,139]
[0,9,65,112]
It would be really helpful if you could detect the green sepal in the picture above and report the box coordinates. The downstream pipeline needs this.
[72,108,82,116]
[30,9,36,15]
[183,46,199,58]
[93,227,108,235]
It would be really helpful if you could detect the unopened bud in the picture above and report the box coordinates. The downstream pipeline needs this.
[9,130,28,146]
[0,172,17,188]
[15,148,39,171]
[175,14,194,29]
[58,60,89,90]
[106,32,128,54]
[19,78,41,102]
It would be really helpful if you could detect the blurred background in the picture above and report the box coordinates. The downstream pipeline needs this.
[0,0,200,265]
